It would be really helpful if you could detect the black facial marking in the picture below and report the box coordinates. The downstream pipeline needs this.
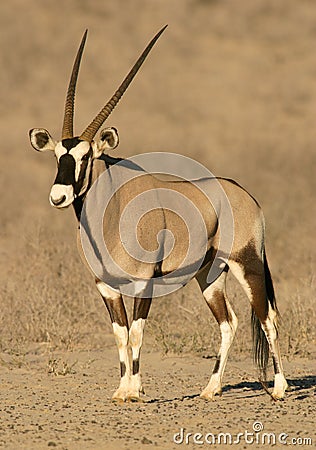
[54,154,76,186]
[61,137,83,151]
[132,359,140,375]
[36,132,49,149]
[74,147,92,195]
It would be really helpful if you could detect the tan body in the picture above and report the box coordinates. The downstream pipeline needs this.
[79,156,261,282]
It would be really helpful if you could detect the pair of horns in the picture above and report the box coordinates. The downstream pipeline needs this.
[61,25,168,142]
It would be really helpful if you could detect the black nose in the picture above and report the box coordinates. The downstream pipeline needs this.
[51,195,66,206]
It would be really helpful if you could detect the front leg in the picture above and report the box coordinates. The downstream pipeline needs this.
[96,281,132,402]
[128,296,152,401]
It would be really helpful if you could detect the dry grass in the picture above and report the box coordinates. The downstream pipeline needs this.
[1,233,313,365]
[279,275,316,359]
[0,227,112,354]
[47,357,78,376]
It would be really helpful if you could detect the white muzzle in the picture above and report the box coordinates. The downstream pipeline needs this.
[49,184,75,208]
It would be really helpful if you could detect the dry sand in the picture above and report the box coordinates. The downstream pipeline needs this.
[0,347,314,450]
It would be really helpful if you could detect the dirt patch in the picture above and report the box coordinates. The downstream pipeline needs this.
[0,348,315,449]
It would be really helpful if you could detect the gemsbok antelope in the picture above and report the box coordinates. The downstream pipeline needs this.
[29,26,288,402]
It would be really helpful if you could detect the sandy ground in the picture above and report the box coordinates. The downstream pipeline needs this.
[0,346,315,450]
[0,0,315,449]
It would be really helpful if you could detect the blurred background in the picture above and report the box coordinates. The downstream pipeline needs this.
[0,0,315,361]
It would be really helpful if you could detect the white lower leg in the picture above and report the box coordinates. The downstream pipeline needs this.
[229,261,287,398]
[262,306,287,399]
[201,312,238,399]
[200,273,237,400]
[112,323,132,401]
[128,318,146,398]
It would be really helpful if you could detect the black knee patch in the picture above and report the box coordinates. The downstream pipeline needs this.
[212,355,221,374]
[120,361,126,378]
[272,355,280,374]
[132,359,139,375]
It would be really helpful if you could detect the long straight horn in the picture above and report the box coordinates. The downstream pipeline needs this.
[62,30,88,139]
[80,25,168,142]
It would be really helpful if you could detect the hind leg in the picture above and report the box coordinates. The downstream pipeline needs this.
[196,265,238,400]
[263,304,288,399]
[229,246,287,399]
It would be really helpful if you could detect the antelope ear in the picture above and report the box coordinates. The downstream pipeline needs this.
[29,128,56,152]
[94,127,119,157]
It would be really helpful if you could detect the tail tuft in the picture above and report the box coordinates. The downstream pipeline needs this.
[251,310,269,381]
[263,250,278,313]
[251,249,278,381]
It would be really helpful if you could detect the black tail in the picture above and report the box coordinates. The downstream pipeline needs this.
[251,310,269,381]
[251,250,278,381]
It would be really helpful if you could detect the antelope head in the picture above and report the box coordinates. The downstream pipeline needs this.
[29,26,167,208]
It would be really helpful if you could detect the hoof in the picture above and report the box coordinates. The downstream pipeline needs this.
[111,390,143,403]
[271,388,287,400]
[111,376,144,403]
[200,388,222,401]
[271,392,285,401]
[126,395,144,403]
[111,387,128,403]
[271,374,288,400]
[111,396,126,403]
